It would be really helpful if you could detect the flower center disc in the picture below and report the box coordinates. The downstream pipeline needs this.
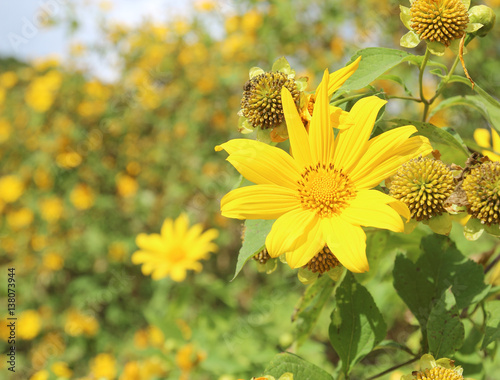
[415,366,463,380]
[298,163,356,217]
[410,0,469,46]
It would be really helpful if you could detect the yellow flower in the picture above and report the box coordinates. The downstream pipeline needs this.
[116,174,138,198]
[17,310,41,340]
[0,71,18,89]
[217,70,432,272]
[25,70,63,112]
[64,309,99,337]
[51,361,73,378]
[119,361,140,380]
[7,208,34,229]
[0,118,12,143]
[39,197,64,222]
[70,184,95,210]
[30,370,49,380]
[43,252,64,271]
[132,213,219,281]
[90,353,117,380]
[401,353,465,380]
[0,175,24,203]
[474,128,500,161]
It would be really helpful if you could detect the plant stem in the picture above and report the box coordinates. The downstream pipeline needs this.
[419,48,431,122]
[428,54,460,105]
[366,357,419,380]
[387,95,422,102]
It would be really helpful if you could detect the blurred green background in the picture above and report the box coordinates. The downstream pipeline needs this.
[0,0,499,379]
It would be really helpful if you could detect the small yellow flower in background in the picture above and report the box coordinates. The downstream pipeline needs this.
[0,118,12,143]
[132,213,218,281]
[25,70,63,112]
[17,310,41,340]
[31,234,48,251]
[217,70,432,272]
[43,252,64,271]
[0,175,24,203]
[176,343,207,379]
[39,196,64,222]
[90,353,117,380]
[0,71,18,88]
[30,370,49,380]
[401,354,465,380]
[34,167,54,190]
[56,151,83,168]
[31,332,65,369]
[108,241,128,262]
[7,208,34,229]
[133,329,149,349]
[98,0,113,11]
[70,183,95,210]
[116,174,138,198]
[400,0,485,55]
[119,361,140,380]
[64,309,99,337]
[195,0,216,12]
[51,361,73,378]
[474,128,500,161]
[147,325,165,348]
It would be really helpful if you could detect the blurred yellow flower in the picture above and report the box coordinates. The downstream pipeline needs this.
[0,87,5,106]
[90,353,117,380]
[176,343,206,378]
[173,20,190,35]
[133,329,149,349]
[116,174,139,198]
[0,175,24,203]
[0,71,18,88]
[241,10,263,33]
[70,184,95,210]
[25,70,63,112]
[474,128,500,161]
[43,252,64,271]
[30,370,49,380]
[141,357,167,379]
[147,325,165,348]
[77,100,107,118]
[108,241,127,262]
[119,361,140,380]
[31,234,48,251]
[84,80,111,100]
[7,208,34,229]
[51,361,73,378]
[195,0,216,12]
[18,310,41,340]
[34,167,54,190]
[34,57,60,71]
[99,0,113,11]
[132,213,218,281]
[39,197,64,222]
[126,161,141,176]
[31,332,65,369]
[0,118,12,143]
[65,309,99,337]
[56,151,83,168]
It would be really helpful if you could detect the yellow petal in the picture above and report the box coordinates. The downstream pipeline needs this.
[266,208,320,262]
[341,190,406,232]
[473,128,491,148]
[309,70,334,165]
[321,217,368,273]
[161,217,174,238]
[282,87,312,167]
[352,135,432,190]
[285,222,325,269]
[330,106,353,130]
[135,233,164,252]
[492,128,500,154]
[174,213,189,237]
[224,145,301,189]
[324,56,362,96]
[221,184,299,220]
[333,96,387,172]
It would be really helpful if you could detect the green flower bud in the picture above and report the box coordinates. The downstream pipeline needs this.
[469,5,496,37]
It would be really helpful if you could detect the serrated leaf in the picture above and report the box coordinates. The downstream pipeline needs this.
[341,48,413,92]
[387,118,469,165]
[293,274,336,347]
[393,235,490,333]
[482,300,500,349]
[232,219,274,280]
[264,352,333,380]
[329,273,387,376]
[427,290,465,357]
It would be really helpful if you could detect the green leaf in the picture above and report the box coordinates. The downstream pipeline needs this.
[264,352,333,380]
[427,290,465,357]
[329,273,387,376]
[393,235,490,333]
[293,274,337,347]
[378,74,413,97]
[341,48,413,92]
[387,119,469,165]
[400,31,421,48]
[232,219,274,280]
[482,300,500,349]
[454,319,486,379]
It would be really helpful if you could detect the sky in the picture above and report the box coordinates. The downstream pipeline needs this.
[0,0,201,80]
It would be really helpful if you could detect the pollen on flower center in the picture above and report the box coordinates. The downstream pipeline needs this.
[410,0,469,46]
[297,163,356,217]
[414,366,463,380]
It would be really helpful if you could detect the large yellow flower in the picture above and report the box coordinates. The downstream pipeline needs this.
[132,214,218,281]
[217,70,432,272]
[474,127,500,161]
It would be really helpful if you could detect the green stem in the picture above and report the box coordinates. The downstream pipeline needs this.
[419,48,431,122]
[366,357,419,380]
[387,95,422,102]
[428,54,460,105]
